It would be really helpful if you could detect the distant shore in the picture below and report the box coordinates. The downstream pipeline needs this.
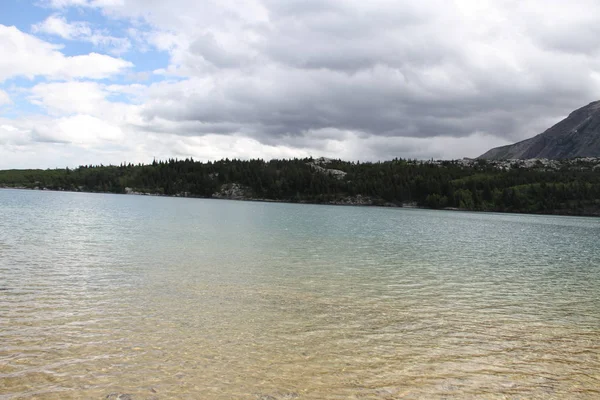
[2,185,598,218]
[2,156,599,217]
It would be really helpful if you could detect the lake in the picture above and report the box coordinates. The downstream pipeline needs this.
[1,189,599,399]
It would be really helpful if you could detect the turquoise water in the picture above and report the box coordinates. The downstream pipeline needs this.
[0,189,599,399]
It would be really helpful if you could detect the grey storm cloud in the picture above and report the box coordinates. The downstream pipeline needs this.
[189,33,250,68]
[128,0,600,153]
[11,0,597,166]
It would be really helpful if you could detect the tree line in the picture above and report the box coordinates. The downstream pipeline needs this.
[0,157,599,216]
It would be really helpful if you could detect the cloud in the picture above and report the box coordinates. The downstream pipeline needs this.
[0,24,132,82]
[3,0,600,168]
[32,14,91,39]
[30,81,115,116]
[31,114,123,145]
[0,117,144,169]
[43,0,114,8]
[32,14,131,54]
[73,0,600,145]
[514,0,600,55]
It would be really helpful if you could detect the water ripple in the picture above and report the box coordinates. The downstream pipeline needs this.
[1,190,599,399]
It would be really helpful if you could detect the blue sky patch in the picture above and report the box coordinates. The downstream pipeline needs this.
[0,0,176,119]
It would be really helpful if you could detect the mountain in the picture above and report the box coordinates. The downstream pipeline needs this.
[480,101,600,159]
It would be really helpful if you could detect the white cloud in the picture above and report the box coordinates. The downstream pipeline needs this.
[32,14,91,39]
[32,114,123,145]
[32,14,131,54]
[155,134,311,161]
[0,24,132,82]
[0,112,138,169]
[28,81,145,124]
[0,123,29,147]
[29,81,108,116]
[44,0,93,7]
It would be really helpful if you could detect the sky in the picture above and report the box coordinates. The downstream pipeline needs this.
[1,0,599,169]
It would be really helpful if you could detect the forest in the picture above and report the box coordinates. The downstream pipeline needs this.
[1,157,599,216]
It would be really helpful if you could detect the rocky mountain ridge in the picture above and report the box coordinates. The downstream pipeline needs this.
[480,101,600,159]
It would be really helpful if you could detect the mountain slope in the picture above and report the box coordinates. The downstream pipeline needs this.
[480,101,600,159]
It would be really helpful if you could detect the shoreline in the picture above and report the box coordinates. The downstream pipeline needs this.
[2,185,599,218]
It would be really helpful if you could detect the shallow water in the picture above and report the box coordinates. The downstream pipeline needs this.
[1,189,599,399]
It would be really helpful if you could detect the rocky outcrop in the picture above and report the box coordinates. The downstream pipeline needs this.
[329,194,374,206]
[480,101,600,159]
[456,157,600,171]
[212,183,251,199]
[307,157,347,179]
[406,157,600,171]
[124,187,142,195]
